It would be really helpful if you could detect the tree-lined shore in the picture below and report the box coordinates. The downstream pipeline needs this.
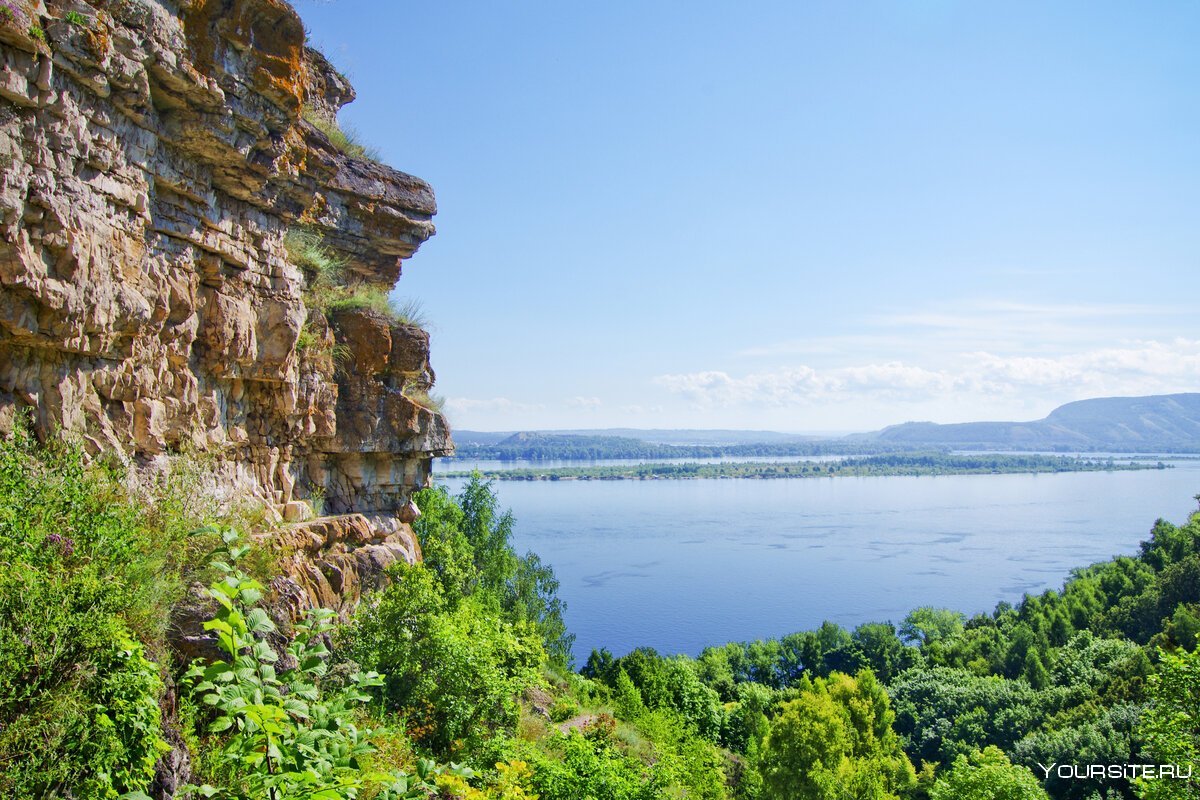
[441,453,1169,482]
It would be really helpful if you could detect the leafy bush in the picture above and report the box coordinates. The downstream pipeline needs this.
[758,670,916,800]
[0,425,174,797]
[502,729,667,800]
[343,562,545,755]
[184,528,470,798]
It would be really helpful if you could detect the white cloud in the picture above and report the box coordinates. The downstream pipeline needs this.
[741,300,1194,361]
[445,397,546,413]
[567,396,603,409]
[656,339,1200,409]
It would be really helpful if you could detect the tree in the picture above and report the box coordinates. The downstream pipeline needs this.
[412,477,574,665]
[758,671,915,800]
[852,622,909,683]
[1137,647,1200,800]
[344,563,544,754]
[929,747,1050,800]
[900,607,965,647]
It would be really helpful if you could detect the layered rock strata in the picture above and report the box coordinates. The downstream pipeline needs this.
[0,0,450,593]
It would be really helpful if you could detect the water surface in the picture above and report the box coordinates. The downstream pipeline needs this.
[438,461,1200,660]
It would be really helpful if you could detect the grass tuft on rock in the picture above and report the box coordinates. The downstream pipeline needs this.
[302,104,381,162]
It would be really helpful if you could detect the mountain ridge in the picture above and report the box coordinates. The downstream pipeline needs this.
[866,392,1200,451]
[453,393,1200,453]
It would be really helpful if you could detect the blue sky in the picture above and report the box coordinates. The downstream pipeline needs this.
[298,1,1199,432]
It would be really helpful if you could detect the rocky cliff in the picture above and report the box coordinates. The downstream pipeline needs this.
[0,0,451,600]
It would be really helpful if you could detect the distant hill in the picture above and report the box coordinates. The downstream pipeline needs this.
[452,394,1200,455]
[867,393,1200,452]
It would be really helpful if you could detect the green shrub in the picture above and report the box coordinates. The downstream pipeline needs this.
[503,729,667,800]
[0,425,175,797]
[343,562,545,755]
[549,698,579,723]
[184,528,472,798]
[1137,647,1200,800]
[929,746,1050,800]
[28,23,45,43]
[64,10,88,26]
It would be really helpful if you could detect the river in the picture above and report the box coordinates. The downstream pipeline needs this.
[435,458,1200,661]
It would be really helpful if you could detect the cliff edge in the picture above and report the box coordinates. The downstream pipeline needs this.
[0,0,450,602]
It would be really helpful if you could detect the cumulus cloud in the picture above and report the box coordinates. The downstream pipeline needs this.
[655,339,1200,408]
[568,396,603,409]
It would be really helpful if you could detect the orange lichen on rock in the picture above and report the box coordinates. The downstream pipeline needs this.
[182,0,307,116]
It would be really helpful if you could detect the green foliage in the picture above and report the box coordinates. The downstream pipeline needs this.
[1136,647,1200,799]
[758,670,916,800]
[587,647,726,742]
[184,529,469,798]
[0,424,179,797]
[344,562,544,755]
[929,746,1049,800]
[505,728,666,800]
[0,621,167,798]
[891,666,1050,767]
[412,476,574,665]
[901,607,966,647]
[852,621,912,683]
[284,227,345,291]
[326,287,429,328]
[446,453,1162,482]
[28,23,46,43]
[64,10,89,26]
[302,105,381,161]
[722,681,772,755]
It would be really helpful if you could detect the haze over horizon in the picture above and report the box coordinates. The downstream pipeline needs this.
[299,1,1200,432]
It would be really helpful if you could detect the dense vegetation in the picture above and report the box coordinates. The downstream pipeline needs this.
[1,425,1197,799]
[443,453,1166,481]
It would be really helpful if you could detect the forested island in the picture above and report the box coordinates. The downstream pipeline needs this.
[442,453,1169,481]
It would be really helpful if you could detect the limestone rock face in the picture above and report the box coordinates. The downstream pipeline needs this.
[262,513,422,617]
[0,0,452,533]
